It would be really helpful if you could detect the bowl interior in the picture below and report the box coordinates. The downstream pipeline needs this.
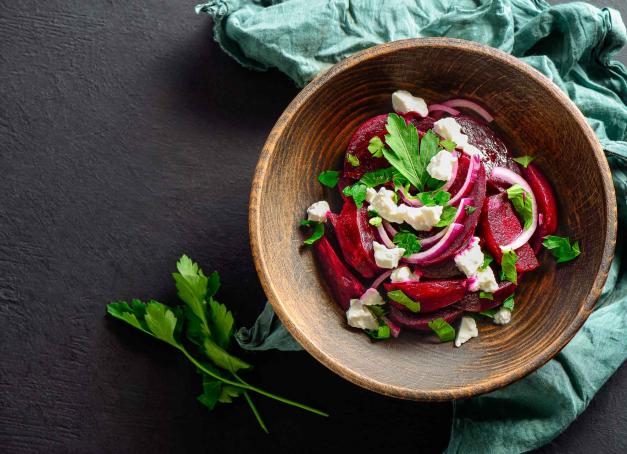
[250,39,616,400]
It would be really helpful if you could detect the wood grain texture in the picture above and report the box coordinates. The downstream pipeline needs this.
[250,38,617,401]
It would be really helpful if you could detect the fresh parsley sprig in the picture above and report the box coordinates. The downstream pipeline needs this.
[107,256,328,433]
[542,235,581,263]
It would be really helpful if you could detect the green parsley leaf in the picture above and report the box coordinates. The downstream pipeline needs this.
[479,252,494,271]
[512,155,536,168]
[417,190,451,206]
[392,231,422,257]
[365,324,391,340]
[507,184,534,230]
[368,136,385,158]
[387,290,421,313]
[383,113,423,190]
[359,167,396,187]
[197,375,223,410]
[465,205,477,215]
[427,317,456,342]
[301,221,324,245]
[500,249,518,284]
[439,139,457,151]
[542,235,581,263]
[346,153,360,167]
[434,206,458,228]
[502,294,515,311]
[366,305,387,319]
[317,170,340,188]
[369,216,382,227]
[479,291,494,300]
[173,255,209,332]
[479,309,497,318]
[342,182,368,207]
[208,298,234,349]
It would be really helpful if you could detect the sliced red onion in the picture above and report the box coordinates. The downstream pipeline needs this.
[398,187,423,207]
[369,269,393,290]
[402,223,464,264]
[383,316,401,338]
[419,228,446,249]
[490,166,538,251]
[448,154,481,206]
[467,277,479,292]
[442,98,494,123]
[383,220,398,238]
[428,103,461,116]
[376,224,396,249]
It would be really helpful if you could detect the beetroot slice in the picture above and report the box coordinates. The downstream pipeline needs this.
[343,114,389,179]
[384,279,467,313]
[403,112,436,133]
[415,260,463,279]
[418,161,487,266]
[456,281,516,312]
[446,154,471,198]
[455,115,518,174]
[480,193,540,273]
[388,305,463,332]
[334,199,380,278]
[313,236,365,311]
[522,164,558,253]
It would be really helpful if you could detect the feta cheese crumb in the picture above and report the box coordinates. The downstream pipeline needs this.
[365,187,377,203]
[346,299,379,330]
[306,200,330,223]
[455,316,478,347]
[373,241,405,269]
[433,117,483,156]
[403,205,443,231]
[390,266,419,283]
[475,266,499,293]
[454,237,484,277]
[427,149,458,181]
[368,187,406,223]
[391,90,428,117]
[360,288,385,306]
[493,307,512,325]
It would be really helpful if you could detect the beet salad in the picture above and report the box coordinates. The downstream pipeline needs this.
[301,90,581,346]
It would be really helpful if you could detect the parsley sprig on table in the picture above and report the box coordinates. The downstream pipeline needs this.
[107,255,327,433]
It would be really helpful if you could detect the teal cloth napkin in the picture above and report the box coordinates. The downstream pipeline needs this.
[197,1,627,452]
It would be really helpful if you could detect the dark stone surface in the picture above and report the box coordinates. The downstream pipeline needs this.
[0,1,624,453]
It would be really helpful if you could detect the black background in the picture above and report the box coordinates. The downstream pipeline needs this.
[1,1,625,452]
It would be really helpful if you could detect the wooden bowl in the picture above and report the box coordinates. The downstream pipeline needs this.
[249,38,617,400]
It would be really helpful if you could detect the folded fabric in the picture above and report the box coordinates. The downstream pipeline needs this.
[197,1,627,452]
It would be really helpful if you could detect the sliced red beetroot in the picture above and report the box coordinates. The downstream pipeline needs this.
[418,161,486,266]
[446,154,471,198]
[384,279,467,313]
[455,115,518,174]
[522,164,558,253]
[456,281,516,312]
[481,193,540,273]
[403,112,436,134]
[313,236,365,311]
[334,200,380,278]
[388,305,463,332]
[343,114,389,179]
[415,260,463,279]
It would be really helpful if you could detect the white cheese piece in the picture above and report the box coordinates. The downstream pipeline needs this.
[373,241,405,269]
[390,266,419,283]
[365,187,377,203]
[433,117,484,156]
[391,90,428,117]
[346,299,379,330]
[426,149,458,181]
[493,307,512,325]
[306,200,330,223]
[368,187,406,223]
[454,237,484,277]
[403,205,443,231]
[455,316,479,347]
[360,288,385,306]
[463,143,482,156]
[476,266,499,293]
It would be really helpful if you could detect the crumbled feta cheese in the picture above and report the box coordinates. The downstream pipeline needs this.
[427,149,458,181]
[475,266,499,293]
[373,241,405,269]
[455,316,478,347]
[346,299,379,330]
[390,266,419,283]
[463,143,482,156]
[391,90,428,117]
[454,237,484,277]
[360,288,385,306]
[368,187,406,223]
[306,200,330,223]
[433,117,484,156]
[365,187,377,203]
[403,205,443,231]
[493,307,512,325]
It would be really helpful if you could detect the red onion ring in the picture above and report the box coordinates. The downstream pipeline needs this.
[402,223,464,264]
[442,99,494,123]
[377,224,396,249]
[448,154,481,206]
[369,269,393,290]
[428,103,461,116]
[383,220,398,238]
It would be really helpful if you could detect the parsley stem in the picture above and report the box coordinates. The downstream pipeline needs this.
[179,346,248,389]
[232,372,329,418]
[243,391,269,434]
